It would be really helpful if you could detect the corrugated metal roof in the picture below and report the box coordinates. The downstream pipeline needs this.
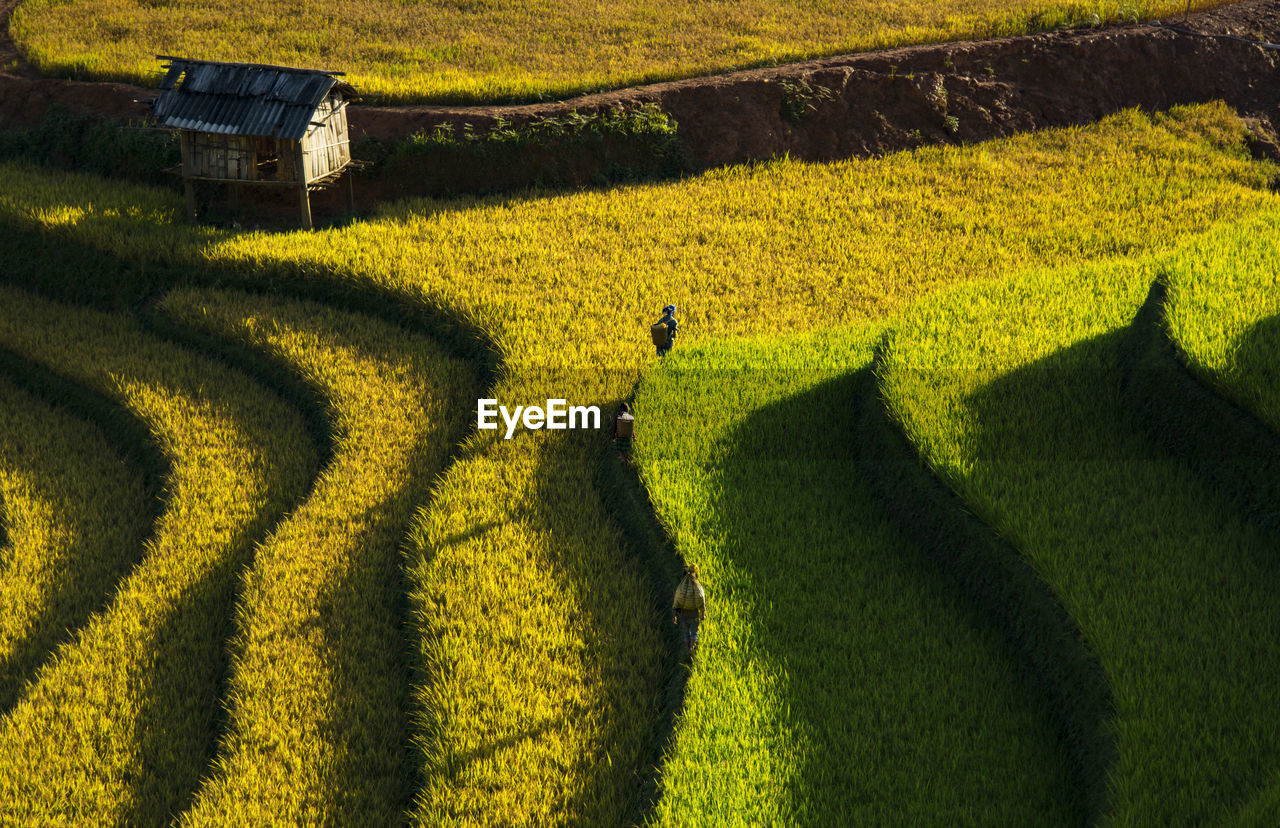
[152,57,355,140]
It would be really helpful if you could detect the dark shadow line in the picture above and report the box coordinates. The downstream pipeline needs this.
[0,273,325,823]
[0,344,171,717]
[593,387,689,827]
[2,219,692,823]
[147,291,494,825]
[433,519,502,549]
[1119,278,1280,532]
[133,299,339,822]
[853,343,1116,825]
[0,221,501,388]
[1,219,510,821]
[432,721,557,787]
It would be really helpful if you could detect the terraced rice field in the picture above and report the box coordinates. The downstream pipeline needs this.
[0,374,150,713]
[160,288,482,824]
[9,0,1222,101]
[632,332,1081,825]
[1164,212,1280,430]
[1,102,1278,822]
[876,249,1280,823]
[0,289,315,823]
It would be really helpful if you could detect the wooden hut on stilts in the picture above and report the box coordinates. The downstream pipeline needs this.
[151,56,357,229]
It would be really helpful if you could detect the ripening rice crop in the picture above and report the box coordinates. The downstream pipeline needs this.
[877,243,1280,824]
[632,329,1081,824]
[159,287,481,825]
[0,286,316,824]
[10,0,1225,103]
[1,105,1270,358]
[0,103,1276,821]
[0,375,150,712]
[1163,209,1280,431]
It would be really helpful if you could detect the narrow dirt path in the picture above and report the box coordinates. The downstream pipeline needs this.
[3,0,1280,197]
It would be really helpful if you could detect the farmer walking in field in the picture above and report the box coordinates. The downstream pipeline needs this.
[672,564,706,658]
[652,304,678,357]
[613,402,635,462]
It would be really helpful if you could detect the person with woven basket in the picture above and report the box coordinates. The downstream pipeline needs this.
[672,564,706,658]
[651,304,678,357]
[613,402,635,462]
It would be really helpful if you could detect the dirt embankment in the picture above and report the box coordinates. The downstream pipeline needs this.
[2,0,1280,181]
[351,0,1280,169]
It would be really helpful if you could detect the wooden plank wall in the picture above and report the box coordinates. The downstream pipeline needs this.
[179,95,348,185]
[182,132,258,181]
[300,93,351,184]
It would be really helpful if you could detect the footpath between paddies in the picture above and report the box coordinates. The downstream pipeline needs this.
[0,286,316,824]
[0,376,150,713]
[877,240,1280,823]
[0,102,1276,822]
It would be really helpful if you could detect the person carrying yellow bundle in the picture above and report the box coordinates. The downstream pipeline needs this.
[672,564,706,658]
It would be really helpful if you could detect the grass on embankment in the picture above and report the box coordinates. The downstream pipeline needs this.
[0,103,1275,822]
[1146,215,1280,821]
[1163,209,1280,431]
[0,375,150,712]
[877,245,1280,823]
[11,0,1223,103]
[634,330,1083,825]
[159,287,481,825]
[0,287,316,825]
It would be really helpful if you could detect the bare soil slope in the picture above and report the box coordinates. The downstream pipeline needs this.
[2,0,1279,178]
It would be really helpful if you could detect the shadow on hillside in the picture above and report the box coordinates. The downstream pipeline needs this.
[960,328,1280,822]
[121,520,272,825]
[1121,282,1280,533]
[708,369,1081,824]
[309,492,434,823]
[1231,313,1280,435]
[0,384,152,715]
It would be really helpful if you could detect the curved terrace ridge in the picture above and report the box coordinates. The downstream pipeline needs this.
[857,345,1116,823]
[0,347,161,716]
[0,284,318,824]
[155,287,483,824]
[1120,279,1280,531]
